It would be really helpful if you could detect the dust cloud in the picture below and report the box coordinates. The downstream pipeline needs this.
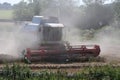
[63,21,120,62]
[96,23,120,62]
[0,22,40,62]
[0,22,119,62]
[0,4,119,63]
[58,3,120,62]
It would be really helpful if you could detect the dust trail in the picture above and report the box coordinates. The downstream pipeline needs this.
[0,28,20,61]
[96,24,120,62]
[63,22,120,62]
[59,3,119,62]
[0,22,40,62]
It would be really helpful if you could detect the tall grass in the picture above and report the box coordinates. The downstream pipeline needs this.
[0,64,120,80]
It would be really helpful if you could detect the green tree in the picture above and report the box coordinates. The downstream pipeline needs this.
[113,1,120,21]
[32,0,41,15]
[13,1,34,21]
[75,0,114,29]
[13,0,78,21]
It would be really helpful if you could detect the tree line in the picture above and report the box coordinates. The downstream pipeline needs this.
[0,2,12,9]
[13,0,120,29]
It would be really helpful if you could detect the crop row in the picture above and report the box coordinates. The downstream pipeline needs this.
[0,63,120,80]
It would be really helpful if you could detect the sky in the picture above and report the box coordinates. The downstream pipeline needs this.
[0,0,114,5]
[0,0,22,5]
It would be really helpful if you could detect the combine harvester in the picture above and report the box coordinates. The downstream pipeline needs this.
[22,16,100,63]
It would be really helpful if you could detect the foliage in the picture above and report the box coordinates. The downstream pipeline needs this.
[13,0,115,30]
[1,64,120,80]
[0,2,12,10]
[113,1,120,21]
[13,1,34,21]
[13,0,78,21]
[1,63,30,80]
[76,2,114,29]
